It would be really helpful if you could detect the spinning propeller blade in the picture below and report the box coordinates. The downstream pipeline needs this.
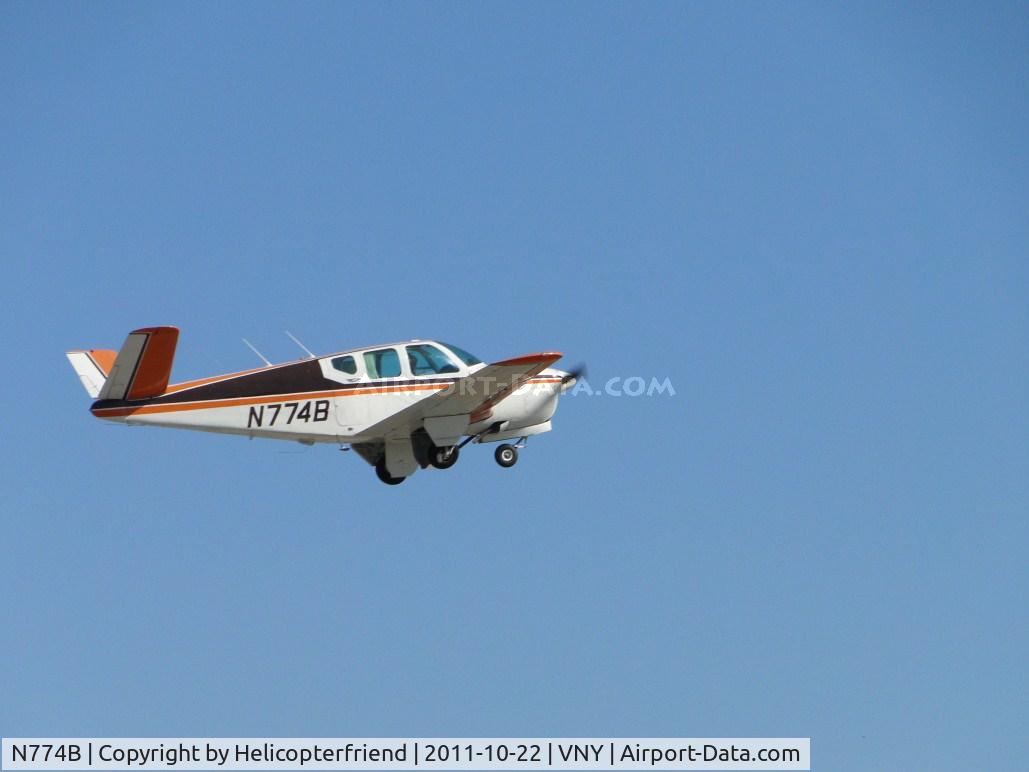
[561,363,587,386]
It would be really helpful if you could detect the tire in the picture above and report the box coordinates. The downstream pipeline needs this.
[429,445,459,470]
[494,444,518,468]
[375,457,405,485]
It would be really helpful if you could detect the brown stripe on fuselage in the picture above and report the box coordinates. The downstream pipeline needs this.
[91,382,452,417]
[90,371,563,419]
[99,358,340,408]
[163,363,295,394]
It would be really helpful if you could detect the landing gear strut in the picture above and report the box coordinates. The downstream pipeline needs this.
[429,445,459,470]
[375,457,405,485]
[494,444,518,468]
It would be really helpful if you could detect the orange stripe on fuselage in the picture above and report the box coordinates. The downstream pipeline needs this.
[91,378,563,419]
[93,383,448,417]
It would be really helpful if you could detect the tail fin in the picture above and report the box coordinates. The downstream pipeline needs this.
[97,326,179,401]
[66,349,118,398]
[66,326,179,401]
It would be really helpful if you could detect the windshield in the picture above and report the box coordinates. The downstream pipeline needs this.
[440,342,482,366]
[406,344,459,375]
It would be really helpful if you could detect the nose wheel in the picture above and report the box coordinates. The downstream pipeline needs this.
[494,444,519,468]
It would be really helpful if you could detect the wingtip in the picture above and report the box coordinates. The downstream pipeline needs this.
[493,351,563,367]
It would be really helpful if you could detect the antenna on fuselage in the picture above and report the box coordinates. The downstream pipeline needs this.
[242,338,272,367]
[285,331,316,358]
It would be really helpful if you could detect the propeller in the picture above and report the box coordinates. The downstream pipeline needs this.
[560,363,587,387]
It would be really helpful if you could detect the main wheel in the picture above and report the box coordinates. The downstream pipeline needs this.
[429,445,459,470]
[494,444,518,468]
[375,457,405,485]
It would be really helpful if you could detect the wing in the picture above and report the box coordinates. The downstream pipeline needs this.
[429,351,562,422]
[360,351,562,443]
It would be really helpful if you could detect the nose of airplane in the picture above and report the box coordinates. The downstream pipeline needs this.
[550,368,571,391]
[555,363,587,392]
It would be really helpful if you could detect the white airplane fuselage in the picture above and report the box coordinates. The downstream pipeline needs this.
[71,333,573,482]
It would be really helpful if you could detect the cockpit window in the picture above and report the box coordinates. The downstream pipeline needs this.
[331,355,357,375]
[441,342,482,366]
[363,348,401,379]
[406,344,460,375]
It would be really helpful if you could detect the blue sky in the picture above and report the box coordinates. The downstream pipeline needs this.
[1,2,1026,769]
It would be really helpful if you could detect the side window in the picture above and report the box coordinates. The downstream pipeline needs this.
[331,355,357,375]
[364,348,401,379]
[406,344,460,375]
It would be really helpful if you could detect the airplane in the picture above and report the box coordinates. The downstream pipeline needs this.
[66,326,582,484]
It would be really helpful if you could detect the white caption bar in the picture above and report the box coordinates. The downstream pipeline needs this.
[2,739,808,771]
